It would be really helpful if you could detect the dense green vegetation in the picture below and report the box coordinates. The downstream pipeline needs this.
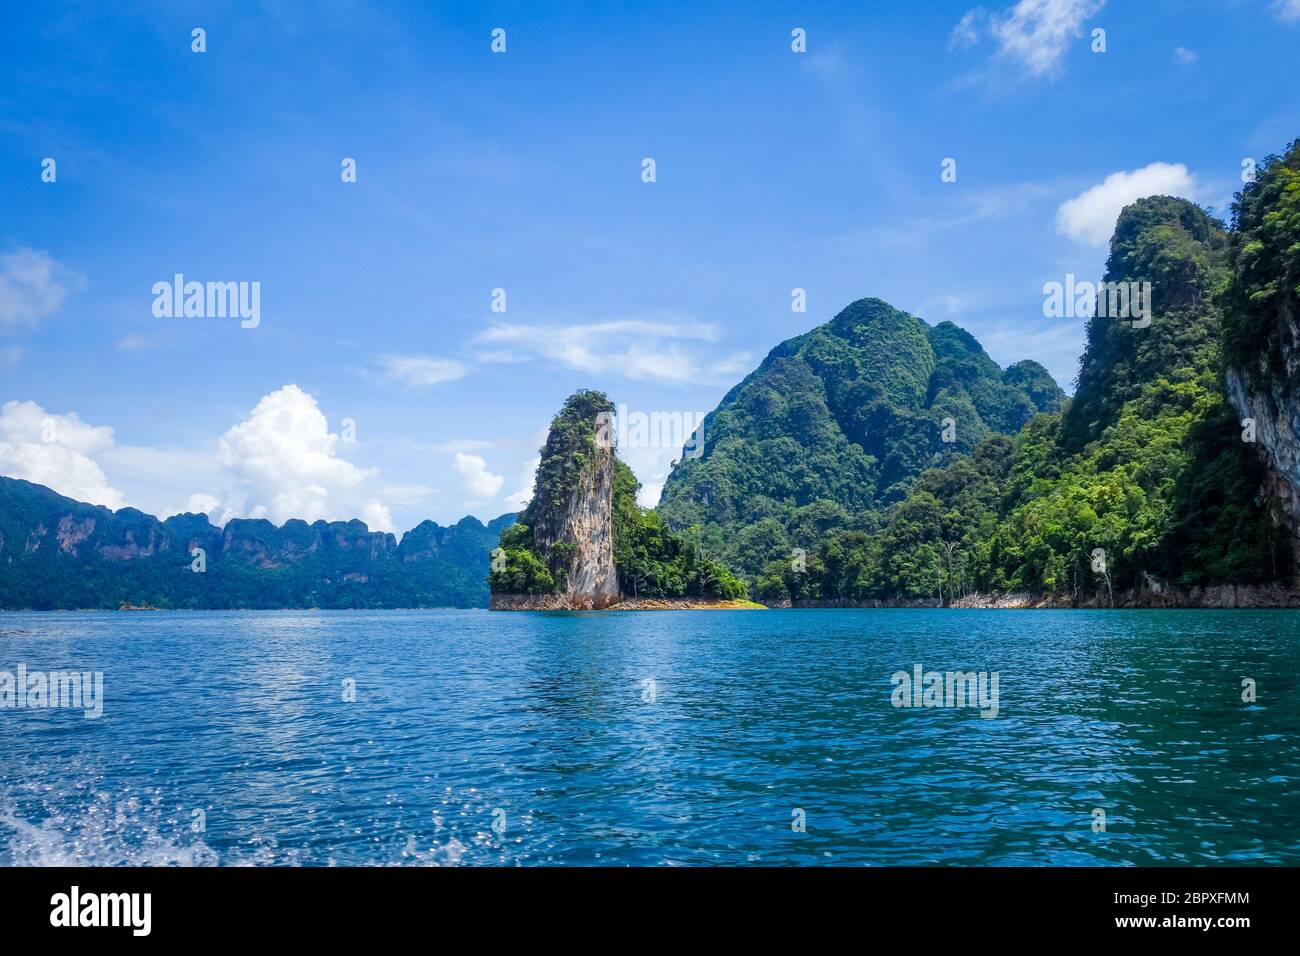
[610,459,745,599]
[1221,139,1300,384]
[0,477,515,609]
[489,389,613,593]
[489,389,745,599]
[9,141,1298,611]
[749,180,1296,604]
[656,298,1064,578]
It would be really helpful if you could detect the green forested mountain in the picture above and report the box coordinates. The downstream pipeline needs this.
[752,159,1299,605]
[0,476,514,609]
[657,297,1064,576]
[1060,197,1228,453]
[1222,139,1300,388]
[8,141,1297,611]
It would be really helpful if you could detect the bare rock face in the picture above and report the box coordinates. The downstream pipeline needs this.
[1226,296,1300,555]
[1227,362,1300,526]
[1220,142,1300,565]
[526,393,620,608]
[534,440,619,604]
[490,390,623,610]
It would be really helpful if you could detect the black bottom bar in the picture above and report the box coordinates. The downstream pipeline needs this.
[0,866,1282,942]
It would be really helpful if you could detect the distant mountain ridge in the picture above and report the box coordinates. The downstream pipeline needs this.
[0,476,514,609]
[8,139,1298,611]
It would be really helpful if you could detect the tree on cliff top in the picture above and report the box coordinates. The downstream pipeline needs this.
[520,389,614,531]
[489,390,746,599]
[1221,139,1300,388]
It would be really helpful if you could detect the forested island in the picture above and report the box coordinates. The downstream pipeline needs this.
[4,138,1298,611]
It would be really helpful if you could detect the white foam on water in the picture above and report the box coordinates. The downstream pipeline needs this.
[0,795,220,867]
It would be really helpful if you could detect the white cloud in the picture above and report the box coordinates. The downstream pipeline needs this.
[361,500,396,534]
[503,456,539,510]
[377,483,437,507]
[1055,162,1198,246]
[1275,1,1300,23]
[185,492,220,515]
[453,452,503,500]
[217,384,388,527]
[976,319,1083,394]
[475,316,742,385]
[115,334,152,352]
[0,387,427,533]
[949,8,987,48]
[953,0,1104,77]
[0,248,83,329]
[1173,47,1198,65]
[429,438,492,453]
[377,354,466,388]
[930,295,970,317]
[617,444,682,510]
[0,401,128,509]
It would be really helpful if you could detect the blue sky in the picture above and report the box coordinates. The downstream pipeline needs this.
[2,0,1298,532]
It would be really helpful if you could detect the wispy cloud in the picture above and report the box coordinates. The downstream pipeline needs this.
[950,0,1105,79]
[376,354,467,388]
[429,438,493,454]
[473,316,746,386]
[949,9,987,49]
[845,178,1064,248]
[0,247,84,328]
[1173,46,1198,65]
[115,334,152,352]
[503,456,539,509]
[1275,1,1300,23]
[977,319,1086,392]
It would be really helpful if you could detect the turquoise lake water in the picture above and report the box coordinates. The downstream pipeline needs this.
[0,608,1297,865]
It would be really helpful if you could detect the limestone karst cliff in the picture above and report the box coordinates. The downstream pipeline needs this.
[495,390,620,608]
[1223,140,1300,542]
[489,390,746,609]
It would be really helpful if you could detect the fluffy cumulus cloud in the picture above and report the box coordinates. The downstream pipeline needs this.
[217,385,395,531]
[951,0,1104,77]
[361,500,396,533]
[0,387,409,533]
[1055,162,1197,246]
[474,316,747,386]
[0,247,83,329]
[453,452,504,500]
[0,401,127,509]
[184,493,225,522]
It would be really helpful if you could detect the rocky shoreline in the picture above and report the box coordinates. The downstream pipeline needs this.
[772,583,1300,609]
[489,594,764,611]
